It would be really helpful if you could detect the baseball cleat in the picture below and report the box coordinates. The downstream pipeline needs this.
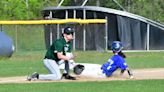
[61,73,76,80]
[27,72,39,81]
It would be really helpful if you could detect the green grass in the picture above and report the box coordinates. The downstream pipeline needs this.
[126,52,164,68]
[0,51,46,77]
[0,51,164,77]
[0,51,164,92]
[0,79,164,92]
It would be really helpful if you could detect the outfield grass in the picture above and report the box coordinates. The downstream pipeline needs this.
[0,79,164,92]
[0,51,164,92]
[0,51,164,77]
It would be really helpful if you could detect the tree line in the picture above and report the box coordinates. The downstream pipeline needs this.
[0,0,163,24]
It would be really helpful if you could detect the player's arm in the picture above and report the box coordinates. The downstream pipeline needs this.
[57,52,74,61]
[118,58,134,79]
[120,68,134,79]
[54,41,74,61]
[127,68,134,79]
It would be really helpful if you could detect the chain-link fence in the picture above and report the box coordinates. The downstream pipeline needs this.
[2,25,46,52]
[44,23,107,51]
[1,22,107,52]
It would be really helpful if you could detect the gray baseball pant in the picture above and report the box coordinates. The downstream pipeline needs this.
[39,59,62,80]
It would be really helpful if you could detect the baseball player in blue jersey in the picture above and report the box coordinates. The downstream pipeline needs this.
[74,41,134,79]
[101,41,133,78]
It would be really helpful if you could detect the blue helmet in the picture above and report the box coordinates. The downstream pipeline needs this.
[111,41,123,52]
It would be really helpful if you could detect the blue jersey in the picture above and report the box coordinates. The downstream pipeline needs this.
[101,54,128,77]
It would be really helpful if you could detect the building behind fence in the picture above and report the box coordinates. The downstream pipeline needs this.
[42,6,164,51]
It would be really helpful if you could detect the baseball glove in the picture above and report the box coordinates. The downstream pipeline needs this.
[73,64,85,75]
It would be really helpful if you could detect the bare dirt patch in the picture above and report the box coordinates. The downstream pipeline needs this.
[0,68,164,84]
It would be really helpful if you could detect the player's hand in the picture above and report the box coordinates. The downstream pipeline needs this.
[66,53,75,60]
[68,55,75,60]
[129,75,134,79]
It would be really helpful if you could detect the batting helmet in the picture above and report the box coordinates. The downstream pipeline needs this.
[73,64,85,75]
[63,27,74,35]
[111,41,123,52]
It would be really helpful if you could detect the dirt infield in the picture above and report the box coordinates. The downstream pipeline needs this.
[0,68,164,84]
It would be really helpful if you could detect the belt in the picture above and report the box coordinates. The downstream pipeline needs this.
[44,56,51,59]
[44,57,58,62]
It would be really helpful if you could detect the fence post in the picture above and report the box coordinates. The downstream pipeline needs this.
[73,10,76,51]
[57,24,60,39]
[50,11,53,45]
[146,23,150,51]
[15,25,18,52]
[105,16,108,51]
[0,25,2,31]
[83,9,86,51]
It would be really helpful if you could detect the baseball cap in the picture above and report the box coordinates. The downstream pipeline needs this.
[63,27,74,35]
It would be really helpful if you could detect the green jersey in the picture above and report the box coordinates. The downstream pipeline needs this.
[45,37,72,62]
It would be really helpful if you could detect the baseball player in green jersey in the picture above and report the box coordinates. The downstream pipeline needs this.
[27,27,76,81]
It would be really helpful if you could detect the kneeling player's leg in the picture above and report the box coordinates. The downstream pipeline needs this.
[39,59,62,80]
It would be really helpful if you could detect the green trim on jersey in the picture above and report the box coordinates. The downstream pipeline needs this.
[45,37,72,61]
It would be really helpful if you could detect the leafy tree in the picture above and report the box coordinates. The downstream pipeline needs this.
[0,0,163,23]
[98,0,164,23]
[0,0,57,20]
